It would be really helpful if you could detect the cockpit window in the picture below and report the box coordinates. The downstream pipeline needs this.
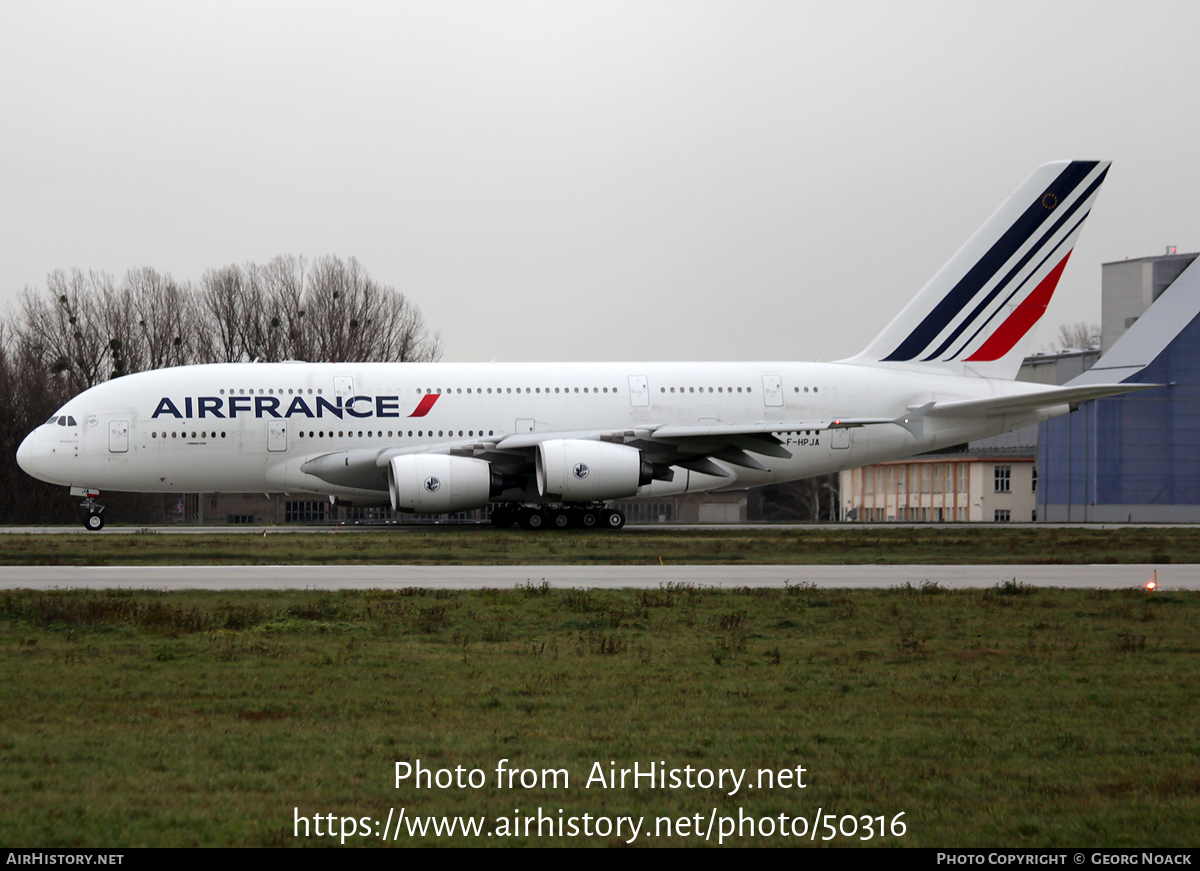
[65,416,77,426]
[58,417,68,426]
[46,416,59,426]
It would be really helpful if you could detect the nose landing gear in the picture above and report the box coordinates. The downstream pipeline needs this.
[75,489,105,531]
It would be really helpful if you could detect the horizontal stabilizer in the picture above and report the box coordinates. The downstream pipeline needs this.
[926,383,1154,418]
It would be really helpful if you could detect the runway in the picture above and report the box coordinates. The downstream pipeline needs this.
[0,563,1186,590]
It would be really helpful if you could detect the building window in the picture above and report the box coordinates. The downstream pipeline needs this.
[285,501,328,523]
[994,465,1011,493]
[994,509,1011,522]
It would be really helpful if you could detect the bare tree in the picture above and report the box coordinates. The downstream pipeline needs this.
[195,265,248,363]
[1047,321,1101,352]
[100,279,141,379]
[0,321,79,522]
[258,255,308,362]
[19,269,115,392]
[125,266,195,370]
[190,256,439,364]
[302,255,440,363]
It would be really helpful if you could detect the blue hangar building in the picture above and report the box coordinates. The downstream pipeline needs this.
[1038,250,1200,522]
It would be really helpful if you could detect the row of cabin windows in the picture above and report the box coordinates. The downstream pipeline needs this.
[662,386,754,394]
[150,429,497,440]
[209,385,835,399]
[297,429,495,439]
[215,386,622,396]
[221,388,319,395]
[423,387,619,395]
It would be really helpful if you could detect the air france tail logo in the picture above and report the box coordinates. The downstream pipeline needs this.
[882,160,1108,364]
[151,393,441,421]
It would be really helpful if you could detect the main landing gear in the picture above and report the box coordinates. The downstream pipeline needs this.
[490,503,625,531]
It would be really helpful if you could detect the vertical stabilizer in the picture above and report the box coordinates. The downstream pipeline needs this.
[844,160,1110,379]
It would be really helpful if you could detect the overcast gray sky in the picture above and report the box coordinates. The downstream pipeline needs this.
[3,0,1198,363]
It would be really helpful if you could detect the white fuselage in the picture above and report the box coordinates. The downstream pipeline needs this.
[18,360,1059,504]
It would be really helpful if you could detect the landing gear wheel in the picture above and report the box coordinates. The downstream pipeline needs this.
[551,511,570,530]
[602,509,626,530]
[580,511,599,529]
[84,512,104,531]
[521,510,546,530]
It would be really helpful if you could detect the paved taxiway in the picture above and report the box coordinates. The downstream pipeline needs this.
[1,522,1193,534]
[0,564,1188,590]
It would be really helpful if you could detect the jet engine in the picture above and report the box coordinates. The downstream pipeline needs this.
[388,454,500,513]
[536,439,653,501]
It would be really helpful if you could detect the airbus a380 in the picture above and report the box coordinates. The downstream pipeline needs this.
[18,161,1149,530]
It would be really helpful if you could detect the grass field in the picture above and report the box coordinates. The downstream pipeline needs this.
[3,582,1198,847]
[1,525,1198,565]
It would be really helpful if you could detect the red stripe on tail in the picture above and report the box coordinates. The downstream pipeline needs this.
[965,250,1073,362]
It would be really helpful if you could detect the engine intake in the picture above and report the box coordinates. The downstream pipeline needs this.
[536,439,652,502]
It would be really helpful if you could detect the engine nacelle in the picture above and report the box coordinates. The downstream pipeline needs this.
[536,439,652,502]
[388,454,497,513]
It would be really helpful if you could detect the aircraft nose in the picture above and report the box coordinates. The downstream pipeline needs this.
[16,428,60,484]
[16,430,37,476]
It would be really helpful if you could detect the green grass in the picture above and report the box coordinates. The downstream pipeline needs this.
[2,584,1198,846]
[1,526,1197,565]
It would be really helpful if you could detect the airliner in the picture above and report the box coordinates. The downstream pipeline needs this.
[18,161,1149,530]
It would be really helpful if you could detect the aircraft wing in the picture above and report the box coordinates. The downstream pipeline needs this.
[424,417,896,480]
[296,414,915,492]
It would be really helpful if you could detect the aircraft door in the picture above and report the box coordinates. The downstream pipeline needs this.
[267,419,288,452]
[628,376,649,407]
[762,375,783,407]
[334,376,354,398]
[108,420,129,453]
